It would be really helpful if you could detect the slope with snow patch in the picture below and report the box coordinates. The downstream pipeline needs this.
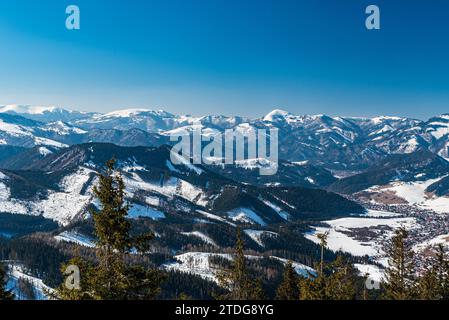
[163,252,314,284]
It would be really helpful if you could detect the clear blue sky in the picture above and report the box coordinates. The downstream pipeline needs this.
[0,0,448,119]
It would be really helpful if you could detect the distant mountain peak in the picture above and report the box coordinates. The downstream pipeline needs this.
[263,109,296,122]
[0,104,67,115]
[0,104,96,123]
[101,108,174,118]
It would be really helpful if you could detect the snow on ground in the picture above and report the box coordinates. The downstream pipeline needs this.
[305,216,416,257]
[355,209,402,218]
[54,231,95,248]
[163,252,228,283]
[0,167,95,225]
[169,153,204,175]
[354,264,385,282]
[227,207,266,226]
[36,168,95,225]
[163,252,315,284]
[124,173,208,206]
[367,177,449,214]
[128,204,166,220]
[271,257,316,278]
[181,231,218,247]
[413,233,449,252]
[259,197,289,220]
[234,158,278,173]
[145,196,160,207]
[38,146,53,156]
[33,136,68,148]
[6,264,54,300]
[196,210,236,226]
[244,229,278,247]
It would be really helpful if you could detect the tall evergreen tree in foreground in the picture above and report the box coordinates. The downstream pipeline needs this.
[217,229,264,300]
[418,244,449,300]
[56,159,164,300]
[0,263,14,300]
[299,231,330,300]
[276,261,299,300]
[383,227,416,300]
[325,256,357,300]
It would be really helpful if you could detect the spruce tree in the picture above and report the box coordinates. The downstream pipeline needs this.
[217,229,264,300]
[56,159,164,300]
[298,272,328,300]
[325,256,357,300]
[276,261,299,300]
[299,232,329,300]
[417,267,439,300]
[383,227,417,300]
[0,263,14,300]
[418,244,449,300]
[433,244,449,299]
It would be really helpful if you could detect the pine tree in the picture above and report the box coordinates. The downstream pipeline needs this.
[383,227,417,300]
[299,232,329,300]
[217,229,264,300]
[276,261,299,300]
[55,159,164,300]
[417,267,439,300]
[0,263,14,300]
[325,256,357,300]
[298,272,327,300]
[418,244,449,300]
[92,159,132,253]
[252,278,266,300]
[433,244,449,299]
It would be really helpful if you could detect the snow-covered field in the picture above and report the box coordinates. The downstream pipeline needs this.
[366,177,449,214]
[244,229,278,247]
[413,233,449,252]
[54,231,95,248]
[259,197,289,220]
[163,252,315,284]
[305,215,416,257]
[128,204,166,220]
[304,213,417,281]
[124,173,208,206]
[181,231,218,247]
[227,207,266,226]
[6,264,53,300]
[0,168,95,225]
[354,263,384,282]
[0,167,208,226]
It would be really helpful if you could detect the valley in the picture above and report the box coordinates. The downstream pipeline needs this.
[0,105,449,299]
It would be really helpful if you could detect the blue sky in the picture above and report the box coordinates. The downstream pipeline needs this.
[0,0,448,119]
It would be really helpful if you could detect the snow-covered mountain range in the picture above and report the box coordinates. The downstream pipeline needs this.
[1,103,448,227]
[1,105,448,169]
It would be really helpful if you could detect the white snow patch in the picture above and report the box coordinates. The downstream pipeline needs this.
[181,231,218,247]
[259,198,289,220]
[227,207,266,226]
[38,147,53,156]
[305,216,416,257]
[6,264,54,300]
[55,231,95,248]
[244,229,278,247]
[354,264,385,282]
[413,233,449,252]
[128,204,165,220]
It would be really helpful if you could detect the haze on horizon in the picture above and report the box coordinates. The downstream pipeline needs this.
[1,0,448,119]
